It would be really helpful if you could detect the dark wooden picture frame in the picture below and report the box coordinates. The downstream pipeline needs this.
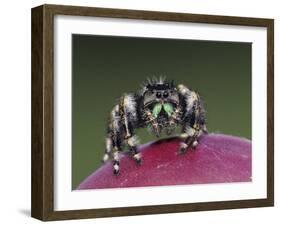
[31,4,274,221]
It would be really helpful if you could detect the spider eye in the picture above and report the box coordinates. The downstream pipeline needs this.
[163,92,169,98]
[156,92,162,98]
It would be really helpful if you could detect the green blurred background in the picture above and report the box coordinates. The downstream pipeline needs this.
[72,34,251,189]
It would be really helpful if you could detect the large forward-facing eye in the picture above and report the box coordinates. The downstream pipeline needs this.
[156,92,162,98]
[163,91,169,98]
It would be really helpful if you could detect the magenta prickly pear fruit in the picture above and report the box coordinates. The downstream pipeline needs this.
[77,134,251,190]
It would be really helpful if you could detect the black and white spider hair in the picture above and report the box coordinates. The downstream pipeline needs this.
[102,77,207,174]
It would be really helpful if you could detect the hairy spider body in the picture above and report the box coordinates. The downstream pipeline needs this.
[103,78,207,174]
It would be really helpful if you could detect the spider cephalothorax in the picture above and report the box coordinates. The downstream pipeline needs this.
[103,77,207,174]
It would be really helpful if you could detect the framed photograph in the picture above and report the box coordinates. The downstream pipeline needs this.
[31,4,274,221]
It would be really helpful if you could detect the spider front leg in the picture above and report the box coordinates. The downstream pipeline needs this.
[103,134,122,175]
[179,126,202,154]
[178,85,207,154]
[122,94,142,164]
[102,104,122,175]
[126,135,142,164]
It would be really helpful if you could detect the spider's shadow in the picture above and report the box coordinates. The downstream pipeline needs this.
[150,135,180,145]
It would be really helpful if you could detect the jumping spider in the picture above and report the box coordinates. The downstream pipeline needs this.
[103,78,207,174]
